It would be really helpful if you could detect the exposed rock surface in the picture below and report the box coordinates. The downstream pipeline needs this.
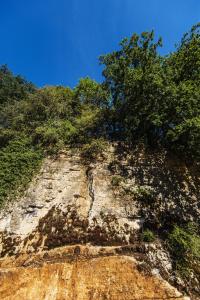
[0,245,189,300]
[0,148,142,256]
[0,145,199,299]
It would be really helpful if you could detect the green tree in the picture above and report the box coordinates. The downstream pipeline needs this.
[1,86,75,130]
[74,77,109,108]
[165,24,200,158]
[0,65,35,105]
[100,26,200,159]
[100,31,166,142]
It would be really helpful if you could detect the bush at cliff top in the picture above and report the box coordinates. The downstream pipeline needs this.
[81,138,108,161]
[33,120,77,146]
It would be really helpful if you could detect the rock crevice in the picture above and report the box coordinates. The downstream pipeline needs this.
[86,166,95,220]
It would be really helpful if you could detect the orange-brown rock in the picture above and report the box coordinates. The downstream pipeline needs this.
[0,245,188,300]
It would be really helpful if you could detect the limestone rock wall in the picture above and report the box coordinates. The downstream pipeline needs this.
[0,148,141,257]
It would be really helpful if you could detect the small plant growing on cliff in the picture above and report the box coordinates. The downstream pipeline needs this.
[136,186,155,203]
[111,175,123,186]
[141,229,156,243]
[123,185,155,203]
[167,223,200,277]
[81,138,107,161]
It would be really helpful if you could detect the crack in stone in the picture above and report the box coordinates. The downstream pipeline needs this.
[86,166,95,220]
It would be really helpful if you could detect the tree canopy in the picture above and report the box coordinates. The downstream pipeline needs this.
[100,25,200,159]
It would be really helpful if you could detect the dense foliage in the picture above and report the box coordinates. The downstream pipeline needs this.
[168,224,200,277]
[0,137,43,205]
[100,24,200,159]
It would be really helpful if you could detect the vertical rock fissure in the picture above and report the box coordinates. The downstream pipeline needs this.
[86,166,95,219]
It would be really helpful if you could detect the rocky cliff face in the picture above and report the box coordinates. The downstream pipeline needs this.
[0,245,188,300]
[0,147,142,255]
[0,145,199,299]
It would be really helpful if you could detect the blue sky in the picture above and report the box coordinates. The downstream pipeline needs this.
[0,0,200,87]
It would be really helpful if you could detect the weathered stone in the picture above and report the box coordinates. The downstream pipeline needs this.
[0,246,188,300]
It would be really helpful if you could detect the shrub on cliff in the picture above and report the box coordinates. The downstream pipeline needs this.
[142,229,156,243]
[81,138,108,161]
[111,175,123,186]
[34,120,77,146]
[168,224,200,276]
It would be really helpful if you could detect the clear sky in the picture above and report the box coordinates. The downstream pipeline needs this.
[0,0,200,87]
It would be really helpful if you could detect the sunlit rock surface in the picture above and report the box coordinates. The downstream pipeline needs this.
[0,245,188,300]
[0,148,142,256]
